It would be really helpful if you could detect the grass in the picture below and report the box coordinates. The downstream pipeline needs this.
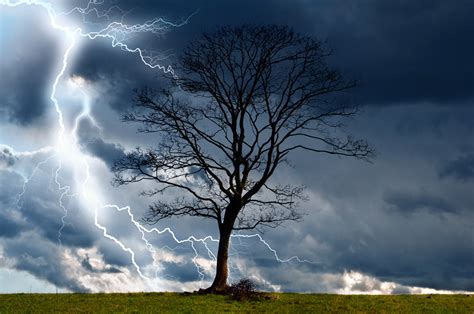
[0,293,473,313]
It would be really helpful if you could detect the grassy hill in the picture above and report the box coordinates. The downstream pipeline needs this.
[0,293,473,313]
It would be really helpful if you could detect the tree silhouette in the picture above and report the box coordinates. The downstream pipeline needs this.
[113,25,373,293]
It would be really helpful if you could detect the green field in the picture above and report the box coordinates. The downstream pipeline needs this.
[0,293,472,313]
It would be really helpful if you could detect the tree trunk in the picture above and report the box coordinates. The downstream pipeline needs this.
[208,224,233,292]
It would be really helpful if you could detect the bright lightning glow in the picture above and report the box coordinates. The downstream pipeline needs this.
[2,0,314,291]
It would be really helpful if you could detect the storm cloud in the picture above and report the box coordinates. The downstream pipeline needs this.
[384,190,456,214]
[439,154,474,182]
[0,6,60,125]
[0,146,16,169]
[0,0,473,293]
[69,0,474,110]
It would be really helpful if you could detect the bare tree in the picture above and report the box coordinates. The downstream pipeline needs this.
[113,25,373,293]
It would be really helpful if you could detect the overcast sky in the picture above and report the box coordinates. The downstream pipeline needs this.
[0,0,473,293]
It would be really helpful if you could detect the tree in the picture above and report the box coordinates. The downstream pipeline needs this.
[113,25,373,293]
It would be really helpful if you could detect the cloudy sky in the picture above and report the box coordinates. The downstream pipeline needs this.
[0,0,473,293]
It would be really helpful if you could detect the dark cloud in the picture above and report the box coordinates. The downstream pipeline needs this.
[383,190,456,214]
[439,154,474,182]
[67,0,474,112]
[96,240,134,268]
[160,261,199,283]
[273,104,474,292]
[71,40,166,113]
[82,138,125,169]
[18,185,96,248]
[81,254,121,274]
[0,211,23,238]
[76,120,126,169]
[3,234,90,292]
[322,0,474,105]
[81,255,95,272]
[0,6,59,125]
[0,171,25,238]
[0,147,16,168]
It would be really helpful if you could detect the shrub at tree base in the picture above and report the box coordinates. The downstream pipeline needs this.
[228,278,257,301]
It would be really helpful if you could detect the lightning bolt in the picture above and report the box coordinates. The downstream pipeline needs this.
[2,0,315,291]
